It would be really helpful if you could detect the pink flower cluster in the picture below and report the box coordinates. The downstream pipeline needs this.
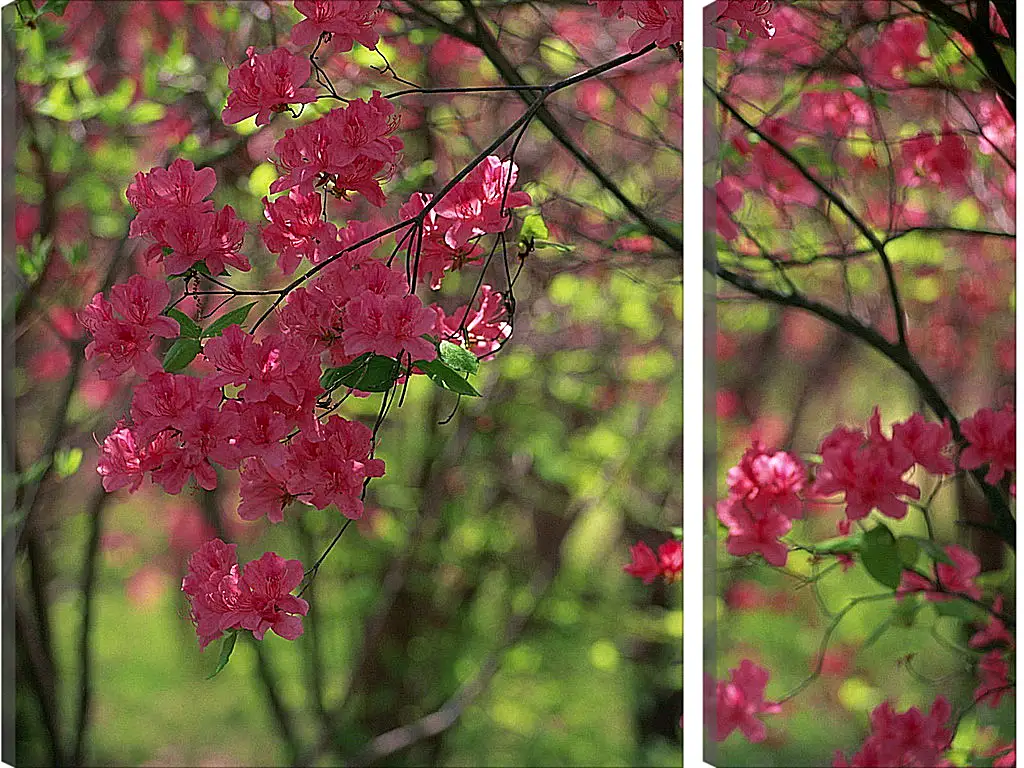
[739,118,819,209]
[90,1,535,655]
[623,538,682,584]
[182,538,309,649]
[222,46,317,126]
[239,415,384,523]
[960,403,1015,484]
[900,126,972,192]
[80,276,179,379]
[716,442,806,567]
[126,159,249,275]
[589,1,683,52]
[861,18,928,86]
[291,0,381,51]
[811,408,953,534]
[400,191,484,289]
[833,696,953,767]
[261,188,341,275]
[276,248,438,365]
[704,659,781,743]
[271,92,403,207]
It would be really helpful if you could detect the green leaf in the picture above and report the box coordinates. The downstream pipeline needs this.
[320,354,401,393]
[932,599,984,622]
[128,101,166,124]
[53,447,83,479]
[19,457,52,486]
[670,526,683,540]
[907,536,953,565]
[414,359,481,397]
[207,630,238,679]
[163,338,202,372]
[813,532,863,555]
[896,537,920,568]
[439,340,479,375]
[519,213,549,244]
[893,595,921,627]
[203,303,257,337]
[41,0,71,17]
[166,308,201,338]
[860,523,902,590]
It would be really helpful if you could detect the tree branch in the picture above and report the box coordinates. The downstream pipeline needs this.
[709,83,910,349]
[455,0,682,255]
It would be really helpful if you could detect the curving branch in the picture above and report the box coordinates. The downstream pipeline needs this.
[709,83,910,349]
[709,258,1016,548]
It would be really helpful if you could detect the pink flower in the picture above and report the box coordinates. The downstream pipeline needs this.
[743,119,819,209]
[711,1,776,43]
[342,292,436,362]
[238,459,298,523]
[624,538,682,584]
[969,595,1014,649]
[203,327,323,426]
[811,408,920,527]
[891,413,955,475]
[801,76,870,137]
[978,96,1015,157]
[182,538,244,649]
[899,127,971,191]
[97,421,145,492]
[658,539,682,583]
[960,403,1015,484]
[862,18,928,86]
[79,276,178,380]
[623,541,661,584]
[222,47,317,126]
[717,501,792,566]
[150,397,242,494]
[291,0,381,52]
[975,650,1011,708]
[725,442,806,520]
[433,157,532,249]
[625,1,683,52]
[834,696,952,767]
[897,545,982,603]
[705,660,781,743]
[157,206,250,276]
[126,158,217,242]
[399,192,483,289]
[131,373,215,442]
[236,552,309,641]
[434,285,511,360]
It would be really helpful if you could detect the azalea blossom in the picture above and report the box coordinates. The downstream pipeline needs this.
[222,46,317,126]
[705,660,781,743]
